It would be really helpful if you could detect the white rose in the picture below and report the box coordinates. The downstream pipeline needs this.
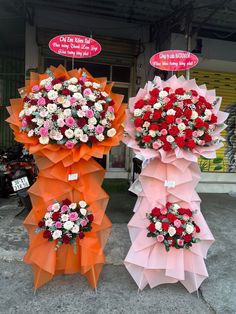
[73,92,83,100]
[53,83,62,91]
[166,135,174,143]
[107,128,116,138]
[77,109,86,118]
[149,130,156,137]
[101,119,108,126]
[19,110,25,118]
[81,105,89,111]
[134,109,142,117]
[204,109,212,116]
[39,136,49,145]
[186,224,194,234]
[69,203,77,209]
[28,130,34,137]
[30,105,37,112]
[47,90,58,100]
[52,203,60,211]
[101,91,108,97]
[80,208,87,216]
[71,224,80,233]
[159,90,168,98]
[88,94,96,102]
[88,117,97,125]
[45,219,53,227]
[74,128,83,138]
[84,81,92,87]
[44,212,51,219]
[64,221,74,230]
[68,84,78,93]
[143,121,150,128]
[95,102,103,111]
[168,226,176,237]
[96,134,105,141]
[36,118,44,126]
[47,103,57,113]
[61,214,69,222]
[63,109,71,117]
[167,109,176,116]
[52,230,62,240]
[24,108,32,116]
[39,110,48,118]
[54,132,63,141]
[93,82,100,89]
[198,130,204,137]
[153,102,162,109]
[191,111,198,120]
[155,221,162,231]
[70,77,78,84]
[65,129,74,139]
[33,92,42,99]
[62,100,71,108]
[178,123,186,131]
[172,204,180,210]
[79,200,87,208]
[80,134,89,142]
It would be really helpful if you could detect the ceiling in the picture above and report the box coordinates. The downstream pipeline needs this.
[0,0,236,49]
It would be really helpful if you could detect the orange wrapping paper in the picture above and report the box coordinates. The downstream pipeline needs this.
[6,65,125,289]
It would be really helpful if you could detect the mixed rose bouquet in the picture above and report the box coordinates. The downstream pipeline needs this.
[146,202,200,251]
[133,86,220,152]
[19,73,117,149]
[36,198,94,250]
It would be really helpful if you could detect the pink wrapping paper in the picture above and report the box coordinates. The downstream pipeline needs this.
[123,75,228,292]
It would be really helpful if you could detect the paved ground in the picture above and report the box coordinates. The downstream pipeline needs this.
[0,190,235,314]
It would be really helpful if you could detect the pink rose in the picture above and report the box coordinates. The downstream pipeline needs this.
[65,140,75,149]
[44,120,51,129]
[80,76,86,82]
[85,109,94,118]
[47,205,53,212]
[174,219,182,228]
[37,97,46,106]
[183,214,190,221]
[198,140,205,146]
[157,235,164,242]
[152,141,161,150]
[177,101,184,109]
[107,106,114,113]
[22,119,28,127]
[57,118,65,128]
[70,97,76,104]
[69,212,78,221]
[55,221,62,228]
[81,219,87,227]
[32,85,39,92]
[145,105,152,111]
[175,118,182,124]
[61,205,69,213]
[65,117,75,127]
[83,88,92,96]
[39,127,49,137]
[160,207,167,215]
[136,127,143,132]
[95,124,104,134]
[163,97,170,104]
[160,129,167,135]
[45,84,53,91]
[177,239,184,246]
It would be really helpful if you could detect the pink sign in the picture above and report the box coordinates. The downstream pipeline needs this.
[150,50,198,71]
[49,34,101,59]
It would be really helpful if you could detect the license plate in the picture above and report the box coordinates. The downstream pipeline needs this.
[12,176,30,191]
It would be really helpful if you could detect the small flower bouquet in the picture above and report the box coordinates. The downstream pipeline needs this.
[19,73,117,149]
[146,202,200,251]
[36,198,94,251]
[133,86,220,152]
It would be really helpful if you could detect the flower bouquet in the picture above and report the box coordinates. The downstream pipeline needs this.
[7,65,125,289]
[123,75,228,292]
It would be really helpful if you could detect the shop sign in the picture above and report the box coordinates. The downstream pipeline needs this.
[150,50,198,71]
[49,34,101,58]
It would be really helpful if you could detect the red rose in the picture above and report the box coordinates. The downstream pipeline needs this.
[195,225,201,233]
[151,207,161,217]
[162,142,172,151]
[61,89,70,96]
[30,99,38,106]
[159,215,166,220]
[62,235,70,244]
[185,129,193,139]
[203,122,209,130]
[149,96,157,105]
[148,223,156,233]
[78,79,85,86]
[160,122,168,130]
[168,93,177,102]
[143,112,151,121]
[167,237,175,246]
[175,88,185,95]
[169,126,179,137]
[175,107,182,118]
[23,96,30,102]
[38,220,45,228]
[149,88,160,97]
[186,139,196,150]
[134,117,144,127]
[62,198,71,205]
[183,234,192,242]
[134,99,146,109]
[204,134,212,142]
[183,109,192,120]
[176,227,184,235]
[87,214,94,222]
[89,136,97,143]
[210,114,217,123]
[183,119,189,126]
[75,105,81,110]
[184,209,192,217]
[166,202,172,208]
[43,230,51,239]
[162,222,169,231]
[52,212,60,221]
[163,87,171,93]
[195,118,204,128]
[205,102,212,109]
[183,99,192,105]
[108,99,115,106]
[77,118,87,128]
[164,102,173,110]
[165,115,175,124]
[52,114,58,121]
[25,115,33,124]
[190,90,198,97]
[150,123,159,131]
[143,135,152,143]
[60,127,67,135]
[178,208,185,215]
[167,213,176,223]
[199,96,206,103]
[153,110,162,121]
[78,232,85,239]
[175,137,185,148]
